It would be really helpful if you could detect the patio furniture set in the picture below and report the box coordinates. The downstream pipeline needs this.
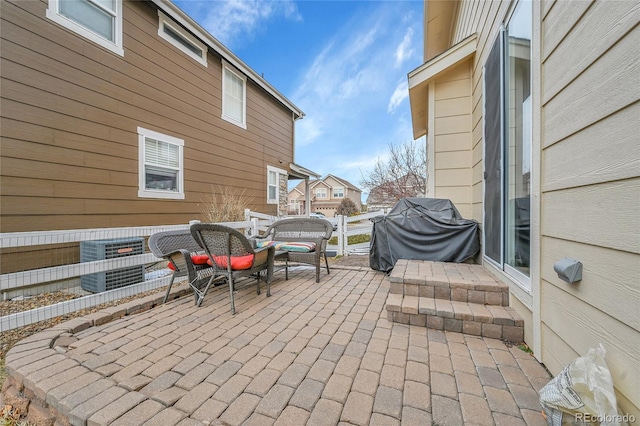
[148,218,334,314]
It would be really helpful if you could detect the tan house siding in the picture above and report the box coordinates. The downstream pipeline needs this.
[411,0,639,416]
[433,61,473,219]
[538,0,640,416]
[0,0,296,232]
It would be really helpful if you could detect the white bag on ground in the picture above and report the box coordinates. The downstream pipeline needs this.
[539,344,624,425]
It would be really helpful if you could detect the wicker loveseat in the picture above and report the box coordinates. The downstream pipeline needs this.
[252,218,334,283]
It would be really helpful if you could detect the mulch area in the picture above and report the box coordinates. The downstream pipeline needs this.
[328,254,371,268]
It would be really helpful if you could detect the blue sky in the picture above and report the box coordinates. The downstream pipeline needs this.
[174,0,425,201]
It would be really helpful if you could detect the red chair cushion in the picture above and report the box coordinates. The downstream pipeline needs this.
[207,254,255,270]
[167,254,211,270]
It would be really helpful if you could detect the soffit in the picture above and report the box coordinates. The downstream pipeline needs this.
[408,34,477,139]
[425,0,459,61]
[289,163,320,180]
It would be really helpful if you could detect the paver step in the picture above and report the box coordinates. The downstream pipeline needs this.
[385,293,524,342]
[388,260,509,306]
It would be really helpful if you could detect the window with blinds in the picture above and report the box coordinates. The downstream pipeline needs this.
[137,127,184,199]
[222,61,247,128]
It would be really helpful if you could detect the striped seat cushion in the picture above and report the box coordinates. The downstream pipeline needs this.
[257,241,316,252]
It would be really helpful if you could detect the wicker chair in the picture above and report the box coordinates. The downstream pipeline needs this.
[191,223,275,314]
[148,229,217,306]
[253,218,334,283]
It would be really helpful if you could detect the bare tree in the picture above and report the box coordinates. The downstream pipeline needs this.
[360,140,427,207]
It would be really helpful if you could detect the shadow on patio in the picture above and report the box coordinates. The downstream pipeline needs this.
[3,261,550,426]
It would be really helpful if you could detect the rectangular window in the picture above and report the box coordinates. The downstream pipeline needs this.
[222,61,247,129]
[267,166,286,204]
[158,11,207,67]
[315,188,327,198]
[333,187,344,198]
[268,170,278,204]
[138,127,184,199]
[289,200,300,215]
[47,0,123,56]
[483,0,532,290]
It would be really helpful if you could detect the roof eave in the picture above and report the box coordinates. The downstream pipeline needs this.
[408,34,477,139]
[153,0,304,119]
[289,163,321,180]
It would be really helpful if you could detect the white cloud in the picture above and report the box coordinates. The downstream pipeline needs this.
[395,28,415,68]
[193,0,301,47]
[388,79,409,113]
[296,117,323,146]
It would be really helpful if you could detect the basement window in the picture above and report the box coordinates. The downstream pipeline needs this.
[158,11,207,67]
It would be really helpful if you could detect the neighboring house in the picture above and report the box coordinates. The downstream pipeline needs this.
[288,175,362,217]
[366,173,425,212]
[408,0,638,416]
[0,0,317,233]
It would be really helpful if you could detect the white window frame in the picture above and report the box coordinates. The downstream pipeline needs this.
[315,188,327,199]
[46,0,124,56]
[222,60,247,129]
[333,187,344,198]
[289,199,300,214]
[267,165,286,204]
[157,11,207,67]
[138,127,184,199]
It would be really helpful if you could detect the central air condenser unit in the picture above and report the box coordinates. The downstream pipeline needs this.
[80,238,145,293]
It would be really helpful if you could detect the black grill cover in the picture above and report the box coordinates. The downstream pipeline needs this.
[369,198,480,272]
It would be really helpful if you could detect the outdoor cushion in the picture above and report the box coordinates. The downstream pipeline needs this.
[257,241,316,252]
[167,254,210,270]
[208,254,255,270]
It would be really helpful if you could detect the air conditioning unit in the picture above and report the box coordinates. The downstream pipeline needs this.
[80,238,145,293]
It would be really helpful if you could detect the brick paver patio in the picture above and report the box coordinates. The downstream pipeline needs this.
[4,262,551,425]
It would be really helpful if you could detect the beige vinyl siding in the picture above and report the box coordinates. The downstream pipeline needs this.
[432,61,473,218]
[429,0,639,415]
[453,0,512,224]
[539,0,640,416]
[0,0,294,232]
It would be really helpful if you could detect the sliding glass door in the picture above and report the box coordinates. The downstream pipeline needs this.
[483,0,532,289]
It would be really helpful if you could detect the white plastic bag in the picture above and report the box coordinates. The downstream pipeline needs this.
[539,344,624,425]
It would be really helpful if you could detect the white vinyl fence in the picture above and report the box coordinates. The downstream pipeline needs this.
[329,210,387,256]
